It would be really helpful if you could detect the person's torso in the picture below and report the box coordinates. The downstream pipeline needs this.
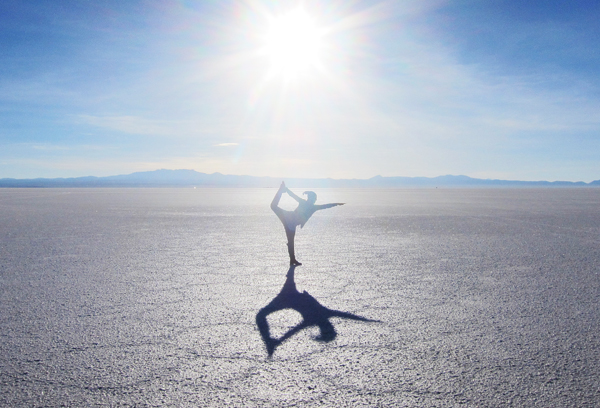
[294,202,316,227]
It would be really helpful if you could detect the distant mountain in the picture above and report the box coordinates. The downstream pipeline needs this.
[0,169,598,188]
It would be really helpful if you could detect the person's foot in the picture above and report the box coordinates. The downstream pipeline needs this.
[290,259,302,266]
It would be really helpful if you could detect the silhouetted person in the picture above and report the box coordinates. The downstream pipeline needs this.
[271,182,344,266]
[256,266,377,356]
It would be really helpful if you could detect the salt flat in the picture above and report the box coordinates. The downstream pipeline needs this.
[1,188,599,407]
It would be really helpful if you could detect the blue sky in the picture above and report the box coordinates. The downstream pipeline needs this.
[1,0,599,181]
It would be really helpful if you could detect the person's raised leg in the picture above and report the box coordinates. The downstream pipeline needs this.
[270,182,286,213]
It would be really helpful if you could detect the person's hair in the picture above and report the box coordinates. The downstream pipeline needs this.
[303,191,317,203]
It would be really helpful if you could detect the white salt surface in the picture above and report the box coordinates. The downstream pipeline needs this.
[1,188,600,406]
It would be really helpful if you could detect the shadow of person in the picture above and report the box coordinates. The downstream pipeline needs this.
[256,266,379,356]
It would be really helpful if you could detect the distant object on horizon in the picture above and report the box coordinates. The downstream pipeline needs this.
[0,169,598,188]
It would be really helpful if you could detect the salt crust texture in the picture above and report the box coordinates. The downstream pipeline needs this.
[1,188,599,407]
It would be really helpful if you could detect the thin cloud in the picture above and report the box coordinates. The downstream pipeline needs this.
[30,143,111,152]
[76,114,235,139]
[77,115,173,136]
[214,143,239,147]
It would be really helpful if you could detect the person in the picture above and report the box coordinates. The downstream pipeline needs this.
[271,181,344,266]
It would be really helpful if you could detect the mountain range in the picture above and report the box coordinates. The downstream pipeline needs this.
[1,169,599,188]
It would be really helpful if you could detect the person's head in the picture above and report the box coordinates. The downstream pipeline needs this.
[303,191,317,204]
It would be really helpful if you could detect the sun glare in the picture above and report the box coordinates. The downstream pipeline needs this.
[263,8,323,78]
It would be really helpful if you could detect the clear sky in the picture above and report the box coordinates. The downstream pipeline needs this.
[1,0,599,181]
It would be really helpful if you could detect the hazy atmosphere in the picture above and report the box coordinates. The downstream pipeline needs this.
[2,0,600,181]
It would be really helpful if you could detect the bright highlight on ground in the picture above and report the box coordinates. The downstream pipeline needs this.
[264,8,323,78]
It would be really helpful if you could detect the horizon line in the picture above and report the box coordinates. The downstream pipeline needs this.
[0,168,598,184]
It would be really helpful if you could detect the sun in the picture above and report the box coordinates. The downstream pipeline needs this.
[263,8,323,79]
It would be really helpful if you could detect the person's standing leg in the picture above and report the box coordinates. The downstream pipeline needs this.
[285,227,301,266]
[271,182,301,265]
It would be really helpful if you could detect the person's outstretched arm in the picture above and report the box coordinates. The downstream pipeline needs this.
[314,203,345,211]
[286,188,305,204]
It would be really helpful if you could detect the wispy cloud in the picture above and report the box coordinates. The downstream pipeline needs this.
[214,142,239,147]
[77,115,175,136]
[30,143,111,152]
[75,114,238,140]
